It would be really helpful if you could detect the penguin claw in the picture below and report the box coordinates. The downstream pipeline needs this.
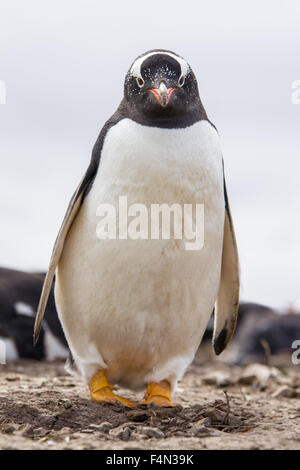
[138,380,176,408]
[138,396,176,407]
[89,370,137,408]
[91,389,137,408]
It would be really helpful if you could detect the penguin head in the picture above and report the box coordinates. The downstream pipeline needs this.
[124,50,203,124]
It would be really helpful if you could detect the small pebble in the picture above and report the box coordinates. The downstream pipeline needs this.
[141,427,165,439]
[126,410,148,422]
[63,401,72,409]
[117,427,131,441]
[47,440,57,446]
[89,422,113,433]
[1,423,16,434]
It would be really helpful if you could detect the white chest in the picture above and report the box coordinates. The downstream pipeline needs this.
[56,118,225,388]
[88,118,224,212]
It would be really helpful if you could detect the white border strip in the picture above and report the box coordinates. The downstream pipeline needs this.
[130,51,190,79]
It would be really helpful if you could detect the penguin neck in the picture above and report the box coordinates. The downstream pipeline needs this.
[117,98,211,130]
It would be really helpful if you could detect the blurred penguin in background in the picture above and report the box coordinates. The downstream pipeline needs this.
[0,267,68,361]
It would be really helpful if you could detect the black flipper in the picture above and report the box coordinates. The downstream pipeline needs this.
[213,169,240,355]
[33,110,125,345]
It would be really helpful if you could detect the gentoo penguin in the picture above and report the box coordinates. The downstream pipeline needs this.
[202,302,273,342]
[0,267,68,360]
[227,308,300,366]
[34,49,239,407]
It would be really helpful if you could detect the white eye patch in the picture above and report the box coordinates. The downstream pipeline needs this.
[130,50,190,81]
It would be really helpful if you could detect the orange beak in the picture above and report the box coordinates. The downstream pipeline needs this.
[148,82,177,107]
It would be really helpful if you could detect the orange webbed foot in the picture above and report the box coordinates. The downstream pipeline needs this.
[89,370,137,408]
[139,380,176,407]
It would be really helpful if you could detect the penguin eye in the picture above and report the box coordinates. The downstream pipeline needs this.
[136,77,144,88]
[178,76,185,87]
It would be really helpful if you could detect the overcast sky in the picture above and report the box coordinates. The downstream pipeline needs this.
[0,0,299,309]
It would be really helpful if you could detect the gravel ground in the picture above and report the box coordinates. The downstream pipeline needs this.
[0,350,300,450]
